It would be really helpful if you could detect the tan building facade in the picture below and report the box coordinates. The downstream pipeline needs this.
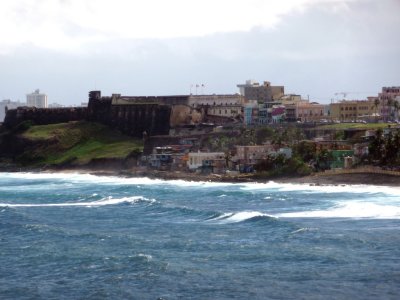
[295,102,325,122]
[237,80,284,103]
[188,94,243,119]
[330,99,377,122]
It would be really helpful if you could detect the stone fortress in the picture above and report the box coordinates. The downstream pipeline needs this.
[2,90,244,138]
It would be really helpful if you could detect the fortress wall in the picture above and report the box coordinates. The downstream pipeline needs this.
[2,91,191,138]
[110,104,171,137]
[3,107,87,128]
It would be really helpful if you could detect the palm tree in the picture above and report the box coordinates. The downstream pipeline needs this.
[387,98,394,122]
[374,98,380,122]
[394,100,400,121]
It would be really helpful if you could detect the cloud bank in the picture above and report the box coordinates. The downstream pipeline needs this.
[0,0,399,105]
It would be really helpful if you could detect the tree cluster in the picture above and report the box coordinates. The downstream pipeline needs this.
[368,128,400,166]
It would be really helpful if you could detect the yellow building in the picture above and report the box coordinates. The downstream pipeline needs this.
[330,99,378,122]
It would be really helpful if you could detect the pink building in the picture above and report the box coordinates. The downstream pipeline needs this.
[379,86,400,121]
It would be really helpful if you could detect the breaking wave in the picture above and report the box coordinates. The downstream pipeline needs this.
[277,201,400,219]
[208,211,276,223]
[0,196,154,208]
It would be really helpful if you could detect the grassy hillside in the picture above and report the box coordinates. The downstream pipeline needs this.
[316,123,394,130]
[17,121,143,167]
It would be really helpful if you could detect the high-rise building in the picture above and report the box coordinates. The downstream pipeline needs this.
[26,89,48,108]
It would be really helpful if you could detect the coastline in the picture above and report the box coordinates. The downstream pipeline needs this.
[36,167,400,187]
[1,164,400,187]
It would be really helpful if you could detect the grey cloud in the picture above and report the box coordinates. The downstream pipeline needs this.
[1,0,399,105]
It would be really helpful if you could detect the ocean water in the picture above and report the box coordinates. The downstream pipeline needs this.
[1,172,400,299]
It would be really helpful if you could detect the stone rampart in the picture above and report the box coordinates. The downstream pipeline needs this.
[3,107,87,128]
[2,91,198,138]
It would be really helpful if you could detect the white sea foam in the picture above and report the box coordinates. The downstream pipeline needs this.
[211,211,274,223]
[137,253,153,261]
[0,172,229,187]
[0,196,154,208]
[2,172,399,195]
[277,201,400,219]
[240,181,400,196]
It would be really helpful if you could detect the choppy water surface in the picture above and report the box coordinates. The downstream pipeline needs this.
[1,172,400,299]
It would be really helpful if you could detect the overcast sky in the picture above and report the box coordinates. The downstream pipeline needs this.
[0,0,399,105]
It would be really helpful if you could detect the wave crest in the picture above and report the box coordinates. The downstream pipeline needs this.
[277,202,400,219]
[208,211,275,223]
[0,196,154,208]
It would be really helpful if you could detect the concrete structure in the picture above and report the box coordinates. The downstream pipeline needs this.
[330,99,377,122]
[188,94,243,121]
[379,86,400,121]
[295,102,325,122]
[187,152,225,170]
[48,103,64,108]
[0,99,24,122]
[258,104,268,125]
[271,105,286,123]
[26,89,48,108]
[243,101,258,125]
[237,80,284,103]
[188,94,243,108]
[234,144,275,165]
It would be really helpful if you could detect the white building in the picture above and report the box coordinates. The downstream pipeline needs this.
[0,99,25,122]
[48,102,64,108]
[187,152,225,170]
[26,89,48,108]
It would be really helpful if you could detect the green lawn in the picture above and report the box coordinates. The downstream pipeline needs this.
[21,121,143,166]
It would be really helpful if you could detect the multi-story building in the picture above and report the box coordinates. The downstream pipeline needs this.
[271,106,286,123]
[48,103,64,108]
[237,80,284,103]
[187,152,225,171]
[295,101,325,122]
[258,104,268,125]
[26,89,48,108]
[243,101,259,126]
[330,99,377,122]
[188,94,243,108]
[188,94,243,120]
[379,87,400,121]
[0,99,25,122]
[234,145,275,165]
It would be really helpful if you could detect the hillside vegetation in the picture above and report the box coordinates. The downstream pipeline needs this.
[316,122,393,130]
[5,121,143,167]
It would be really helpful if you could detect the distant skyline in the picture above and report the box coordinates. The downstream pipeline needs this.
[1,0,399,105]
